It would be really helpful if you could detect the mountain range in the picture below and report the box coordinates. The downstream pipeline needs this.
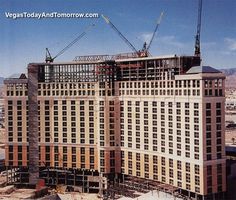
[220,68,236,76]
[221,68,236,89]
[0,77,4,85]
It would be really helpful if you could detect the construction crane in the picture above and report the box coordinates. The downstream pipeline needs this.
[144,12,164,52]
[101,14,140,56]
[101,13,164,57]
[194,0,202,57]
[45,24,95,63]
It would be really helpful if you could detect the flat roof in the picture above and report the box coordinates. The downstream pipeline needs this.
[115,54,177,62]
[29,54,193,65]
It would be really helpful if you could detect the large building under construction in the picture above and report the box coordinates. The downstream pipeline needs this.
[4,53,226,199]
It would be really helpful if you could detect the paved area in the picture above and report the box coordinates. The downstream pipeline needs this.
[57,193,101,200]
[118,190,183,200]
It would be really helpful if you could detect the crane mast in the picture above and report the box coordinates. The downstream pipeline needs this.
[195,0,202,57]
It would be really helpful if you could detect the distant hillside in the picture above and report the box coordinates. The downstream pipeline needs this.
[220,68,236,88]
[220,68,236,76]
[0,77,4,85]
[0,85,4,98]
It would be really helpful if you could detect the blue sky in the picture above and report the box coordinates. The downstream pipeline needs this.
[0,0,236,77]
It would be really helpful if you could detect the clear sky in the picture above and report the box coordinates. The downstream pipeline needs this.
[0,0,236,77]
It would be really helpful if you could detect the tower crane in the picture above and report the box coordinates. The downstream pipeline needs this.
[194,0,202,57]
[101,13,164,57]
[101,14,139,56]
[45,24,95,63]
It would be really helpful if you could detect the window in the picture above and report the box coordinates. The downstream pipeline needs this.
[128,152,132,160]
[216,117,221,123]
[195,165,200,174]
[185,103,189,108]
[195,176,200,186]
[176,102,181,108]
[136,153,140,161]
[217,175,222,184]
[153,165,158,174]
[153,155,158,164]
[217,164,222,174]
[194,103,199,109]
[169,159,173,168]
[206,125,211,131]
[207,154,212,160]
[177,161,182,170]
[207,147,211,153]
[206,103,211,109]
[186,163,190,172]
[177,171,182,180]
[207,165,212,175]
[177,137,181,142]
[185,110,189,115]
[216,110,221,115]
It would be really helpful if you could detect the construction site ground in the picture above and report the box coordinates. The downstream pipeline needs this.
[0,185,102,200]
[0,185,184,200]
[0,186,35,200]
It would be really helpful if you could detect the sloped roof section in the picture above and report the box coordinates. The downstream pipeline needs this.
[186,66,221,74]
[7,73,27,79]
[7,73,21,79]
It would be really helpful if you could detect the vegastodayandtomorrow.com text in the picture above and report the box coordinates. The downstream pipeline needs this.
[5,12,99,20]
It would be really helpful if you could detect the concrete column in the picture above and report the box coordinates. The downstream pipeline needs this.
[28,64,39,186]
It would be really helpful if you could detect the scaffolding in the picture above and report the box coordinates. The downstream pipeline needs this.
[6,166,106,193]
[103,175,193,200]
[43,55,200,84]
[73,52,140,62]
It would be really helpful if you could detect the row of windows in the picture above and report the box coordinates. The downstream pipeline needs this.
[122,152,200,173]
[8,146,95,155]
[38,90,95,96]
[119,89,201,97]
[205,89,223,97]
[204,79,223,88]
[8,100,94,106]
[119,80,201,89]
[39,83,95,90]
[7,90,27,96]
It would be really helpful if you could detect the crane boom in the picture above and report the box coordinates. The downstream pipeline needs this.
[195,0,202,57]
[45,24,95,63]
[146,12,164,51]
[101,14,139,54]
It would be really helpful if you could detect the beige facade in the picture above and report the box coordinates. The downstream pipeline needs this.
[4,55,226,199]
[118,72,226,196]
